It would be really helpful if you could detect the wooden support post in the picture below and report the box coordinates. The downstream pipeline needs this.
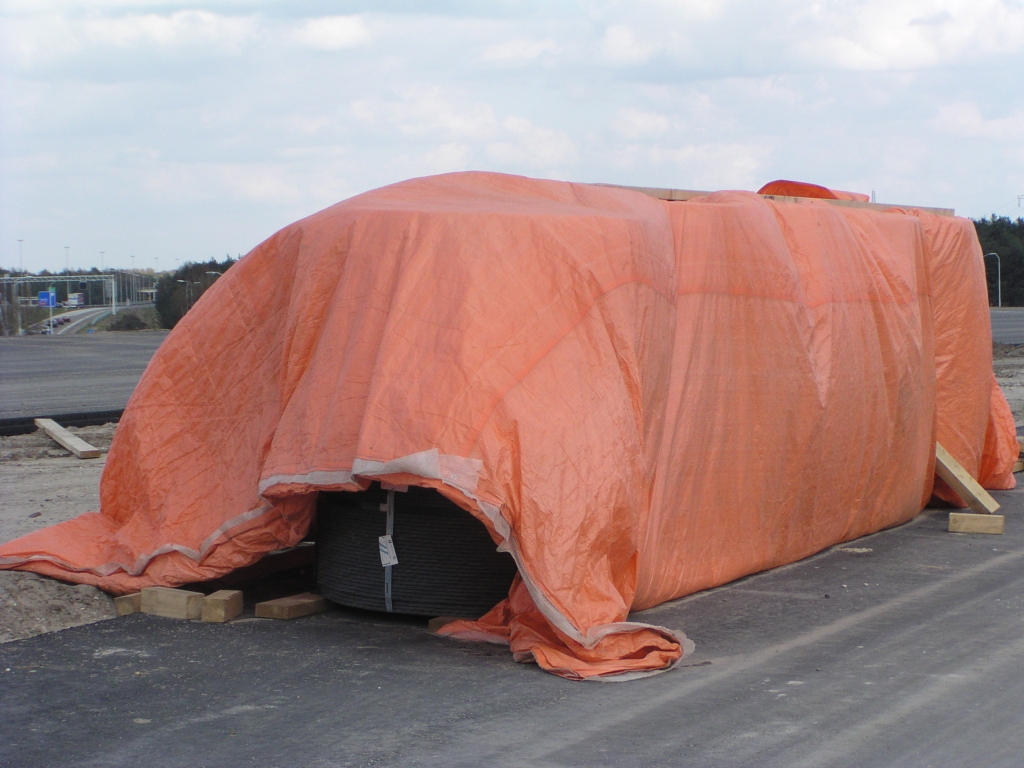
[254,593,327,620]
[140,587,204,619]
[935,443,1000,515]
[935,442,1004,534]
[34,418,101,459]
[201,590,243,623]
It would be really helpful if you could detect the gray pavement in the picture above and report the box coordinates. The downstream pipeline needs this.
[3,487,1023,767]
[0,332,168,418]
[990,307,1024,344]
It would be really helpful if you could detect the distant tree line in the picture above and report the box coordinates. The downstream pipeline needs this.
[155,257,236,329]
[976,216,1024,307]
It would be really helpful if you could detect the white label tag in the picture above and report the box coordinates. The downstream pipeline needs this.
[378,535,398,567]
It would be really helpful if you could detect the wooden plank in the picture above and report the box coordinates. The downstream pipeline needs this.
[140,586,204,620]
[759,194,954,217]
[935,442,1000,515]
[114,592,142,616]
[949,512,1005,535]
[33,418,101,459]
[594,183,713,202]
[254,593,327,620]
[201,589,243,623]
[1014,460,1024,474]
[596,183,954,217]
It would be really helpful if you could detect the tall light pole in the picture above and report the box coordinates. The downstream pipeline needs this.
[65,246,69,272]
[177,279,196,312]
[100,251,105,270]
[985,252,1001,308]
[16,240,23,335]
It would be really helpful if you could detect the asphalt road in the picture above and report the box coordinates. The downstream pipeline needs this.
[0,332,168,419]
[990,308,1024,344]
[3,487,1023,768]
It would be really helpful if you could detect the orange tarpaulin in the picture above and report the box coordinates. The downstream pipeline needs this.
[0,172,1014,679]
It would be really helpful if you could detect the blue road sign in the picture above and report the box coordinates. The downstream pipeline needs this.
[38,291,57,308]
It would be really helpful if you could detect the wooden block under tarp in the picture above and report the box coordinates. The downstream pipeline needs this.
[141,587,204,619]
[254,593,327,620]
[949,512,1005,535]
[201,590,243,623]
[935,442,1001,516]
[114,592,142,616]
[34,418,101,459]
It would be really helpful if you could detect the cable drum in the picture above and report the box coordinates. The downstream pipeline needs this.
[316,483,518,617]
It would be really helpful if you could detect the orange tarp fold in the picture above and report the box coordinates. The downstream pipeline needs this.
[0,172,1013,680]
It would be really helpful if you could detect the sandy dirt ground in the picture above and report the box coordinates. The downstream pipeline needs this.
[0,425,117,642]
[993,343,1024,424]
[2,348,1023,645]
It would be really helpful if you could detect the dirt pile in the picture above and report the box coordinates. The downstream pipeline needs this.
[0,572,115,643]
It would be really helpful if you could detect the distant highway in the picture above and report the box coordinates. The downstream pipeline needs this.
[0,311,1019,421]
[990,308,1024,344]
[56,307,110,335]
[0,332,169,419]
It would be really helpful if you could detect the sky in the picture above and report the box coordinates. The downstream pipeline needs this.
[1,0,1023,273]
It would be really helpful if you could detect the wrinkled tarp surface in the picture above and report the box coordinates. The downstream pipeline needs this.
[1,172,1016,680]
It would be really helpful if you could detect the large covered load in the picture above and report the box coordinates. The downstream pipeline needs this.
[0,172,1015,679]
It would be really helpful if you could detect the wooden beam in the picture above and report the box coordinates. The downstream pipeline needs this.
[33,418,101,459]
[949,512,1005,535]
[254,593,327,620]
[140,587,204,619]
[114,592,142,616]
[595,183,955,217]
[201,590,243,623]
[594,183,713,202]
[935,442,1000,515]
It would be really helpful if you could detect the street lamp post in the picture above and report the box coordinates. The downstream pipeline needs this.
[15,240,23,335]
[985,252,1001,308]
[177,279,196,312]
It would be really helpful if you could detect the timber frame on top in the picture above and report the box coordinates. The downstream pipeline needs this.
[598,183,955,218]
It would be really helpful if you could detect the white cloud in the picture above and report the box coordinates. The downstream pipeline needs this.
[611,108,672,140]
[933,103,1024,140]
[647,142,769,190]
[0,10,261,69]
[351,89,499,141]
[601,25,658,65]
[482,38,558,62]
[291,16,370,51]
[486,116,576,169]
[790,0,1024,70]
[82,11,260,51]
[419,142,472,173]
